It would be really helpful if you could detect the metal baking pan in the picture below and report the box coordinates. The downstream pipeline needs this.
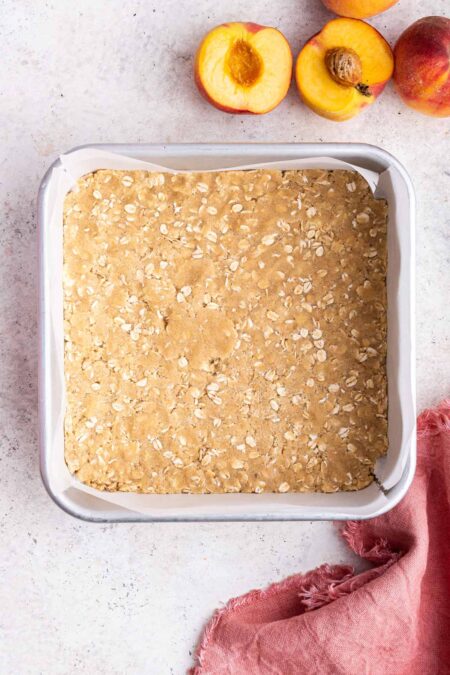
[38,143,416,521]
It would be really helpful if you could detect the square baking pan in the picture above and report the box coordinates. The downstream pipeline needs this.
[38,143,416,522]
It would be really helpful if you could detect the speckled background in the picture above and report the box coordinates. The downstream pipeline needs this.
[1,1,449,673]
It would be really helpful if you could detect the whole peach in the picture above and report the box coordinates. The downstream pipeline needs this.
[394,16,450,117]
[321,0,399,20]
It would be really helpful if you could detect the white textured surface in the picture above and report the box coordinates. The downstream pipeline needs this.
[0,1,449,673]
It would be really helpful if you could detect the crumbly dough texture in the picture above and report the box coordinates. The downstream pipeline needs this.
[63,168,388,494]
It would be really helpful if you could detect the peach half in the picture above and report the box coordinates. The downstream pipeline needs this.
[194,22,292,114]
[296,18,394,121]
[321,0,399,20]
[394,16,450,117]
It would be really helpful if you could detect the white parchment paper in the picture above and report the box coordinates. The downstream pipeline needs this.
[43,147,414,516]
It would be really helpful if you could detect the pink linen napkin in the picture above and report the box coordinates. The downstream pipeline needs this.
[191,401,450,675]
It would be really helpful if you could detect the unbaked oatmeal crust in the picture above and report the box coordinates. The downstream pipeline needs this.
[63,168,388,494]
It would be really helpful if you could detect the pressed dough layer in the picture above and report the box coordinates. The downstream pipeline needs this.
[63,169,388,493]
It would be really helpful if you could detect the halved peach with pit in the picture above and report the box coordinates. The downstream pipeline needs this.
[195,22,292,114]
[296,18,394,121]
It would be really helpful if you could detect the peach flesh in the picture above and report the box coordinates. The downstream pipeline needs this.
[194,22,292,114]
[296,18,393,121]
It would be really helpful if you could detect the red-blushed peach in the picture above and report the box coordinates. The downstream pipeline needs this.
[296,18,394,121]
[321,0,399,19]
[194,22,292,114]
[394,16,450,117]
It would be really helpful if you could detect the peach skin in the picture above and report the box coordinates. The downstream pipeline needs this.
[296,18,394,121]
[194,22,292,114]
[321,0,399,20]
[394,16,450,117]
